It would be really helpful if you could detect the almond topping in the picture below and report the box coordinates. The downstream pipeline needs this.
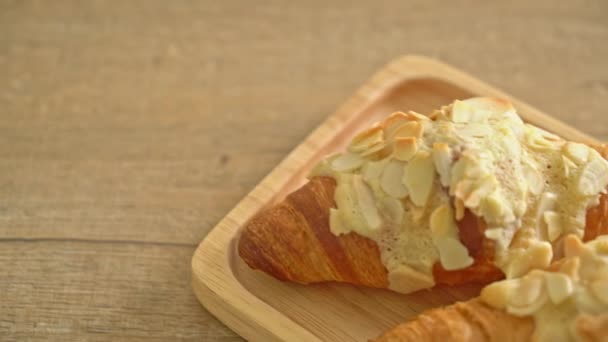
[523,162,543,195]
[454,198,465,220]
[544,272,573,304]
[352,175,382,230]
[382,112,411,137]
[564,142,590,164]
[558,257,581,280]
[481,191,507,222]
[536,192,558,240]
[481,279,519,309]
[432,142,452,187]
[362,160,386,183]
[381,197,404,224]
[464,176,497,208]
[380,160,408,198]
[451,97,513,123]
[403,152,436,207]
[543,211,563,242]
[563,234,586,258]
[329,208,349,235]
[562,155,578,178]
[430,204,457,239]
[507,273,549,316]
[456,123,492,139]
[504,241,553,278]
[578,154,608,196]
[434,237,474,271]
[430,205,473,270]
[393,137,418,161]
[450,100,473,123]
[360,142,389,159]
[405,111,429,121]
[349,125,384,154]
[388,264,435,294]
[392,121,423,139]
[331,153,364,172]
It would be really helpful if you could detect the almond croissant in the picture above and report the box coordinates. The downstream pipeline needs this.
[238,98,608,293]
[373,235,608,341]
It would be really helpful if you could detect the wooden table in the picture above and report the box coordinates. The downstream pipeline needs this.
[2,1,607,340]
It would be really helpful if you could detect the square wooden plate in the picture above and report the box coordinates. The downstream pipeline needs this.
[191,55,598,342]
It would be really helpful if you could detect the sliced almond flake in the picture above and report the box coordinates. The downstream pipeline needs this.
[391,121,423,140]
[544,272,573,304]
[349,125,384,154]
[507,274,549,316]
[590,237,608,255]
[456,123,492,139]
[509,273,544,307]
[381,197,404,224]
[329,208,350,235]
[578,154,608,196]
[388,265,435,294]
[535,192,558,240]
[405,111,429,121]
[409,202,426,223]
[451,100,472,123]
[430,204,458,240]
[362,160,386,183]
[393,137,418,161]
[481,279,519,309]
[564,142,590,164]
[382,112,411,137]
[435,237,474,271]
[543,211,563,242]
[451,97,513,123]
[432,142,452,187]
[558,257,581,280]
[562,155,578,178]
[484,227,504,240]
[454,198,465,220]
[403,152,436,207]
[359,142,387,158]
[504,241,553,279]
[352,175,382,230]
[465,97,515,116]
[480,191,507,222]
[563,234,586,258]
[380,160,408,198]
[524,125,555,150]
[330,153,364,172]
[523,162,543,195]
[464,176,497,208]
[453,179,476,202]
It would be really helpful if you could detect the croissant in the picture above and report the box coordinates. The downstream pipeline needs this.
[373,235,608,341]
[238,98,608,294]
[373,300,608,342]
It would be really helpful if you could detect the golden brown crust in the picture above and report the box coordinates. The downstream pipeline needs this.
[372,298,534,342]
[238,177,389,288]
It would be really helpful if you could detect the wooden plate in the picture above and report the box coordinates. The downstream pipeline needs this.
[191,55,598,342]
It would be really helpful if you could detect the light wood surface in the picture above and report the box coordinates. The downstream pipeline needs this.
[192,56,600,342]
[2,1,608,341]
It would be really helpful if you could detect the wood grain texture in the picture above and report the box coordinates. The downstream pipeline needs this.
[1,0,607,340]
